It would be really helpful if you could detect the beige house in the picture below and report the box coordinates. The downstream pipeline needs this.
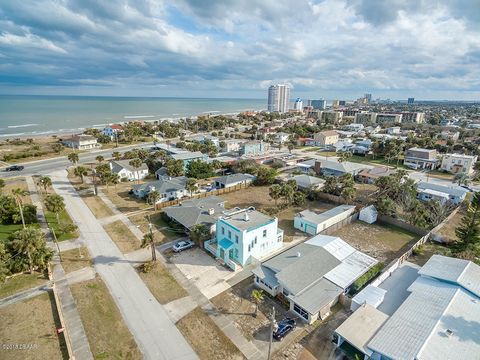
[313,130,339,148]
[62,134,98,150]
[440,153,478,175]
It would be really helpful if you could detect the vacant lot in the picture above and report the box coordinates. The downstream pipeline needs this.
[332,221,419,263]
[0,292,68,360]
[0,272,48,299]
[101,182,150,213]
[70,277,142,360]
[137,262,187,304]
[436,208,464,244]
[103,220,141,253]
[220,185,273,210]
[129,212,181,244]
[60,247,92,274]
[82,194,114,219]
[177,307,245,360]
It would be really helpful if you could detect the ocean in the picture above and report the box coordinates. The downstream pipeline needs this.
[0,95,266,137]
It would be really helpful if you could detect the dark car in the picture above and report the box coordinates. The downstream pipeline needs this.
[5,165,24,172]
[273,317,296,341]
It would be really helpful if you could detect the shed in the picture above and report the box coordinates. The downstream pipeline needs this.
[359,205,377,224]
[351,285,387,311]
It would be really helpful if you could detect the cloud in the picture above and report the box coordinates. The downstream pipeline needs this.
[0,0,479,99]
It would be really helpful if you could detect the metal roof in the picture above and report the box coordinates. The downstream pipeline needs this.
[291,175,325,189]
[352,285,387,309]
[218,238,234,250]
[324,251,378,289]
[297,205,356,226]
[416,182,468,198]
[220,209,274,232]
[306,234,356,261]
[171,151,205,161]
[289,278,342,314]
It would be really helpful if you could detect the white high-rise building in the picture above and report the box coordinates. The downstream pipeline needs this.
[294,98,303,111]
[267,84,290,113]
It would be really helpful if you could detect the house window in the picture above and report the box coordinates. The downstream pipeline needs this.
[228,230,231,239]
[235,235,239,243]
[255,236,257,244]
[282,289,289,296]
[221,227,225,235]
[235,248,239,258]
[248,245,251,252]
[293,304,309,320]
[263,229,267,237]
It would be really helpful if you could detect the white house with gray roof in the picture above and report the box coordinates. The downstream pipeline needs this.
[334,255,480,360]
[416,181,468,204]
[131,176,188,202]
[109,160,149,181]
[214,173,255,189]
[253,234,377,324]
[290,174,325,191]
[205,208,283,270]
[294,205,356,235]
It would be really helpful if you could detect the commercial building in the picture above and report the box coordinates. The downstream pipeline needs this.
[398,111,425,124]
[311,99,327,110]
[293,98,303,111]
[321,111,342,124]
[407,97,415,104]
[355,112,377,125]
[440,153,478,175]
[376,113,402,124]
[404,147,438,170]
[267,84,290,113]
[294,205,356,235]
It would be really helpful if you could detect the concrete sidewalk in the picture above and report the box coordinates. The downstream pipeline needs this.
[52,170,198,360]
[0,282,51,309]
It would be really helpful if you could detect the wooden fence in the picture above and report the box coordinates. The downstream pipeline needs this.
[377,215,429,236]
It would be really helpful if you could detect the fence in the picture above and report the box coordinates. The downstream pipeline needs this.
[320,212,359,235]
[377,215,429,236]
[316,192,348,205]
[155,182,250,209]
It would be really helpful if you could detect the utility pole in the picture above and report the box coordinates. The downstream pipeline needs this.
[267,306,275,360]
[51,228,62,262]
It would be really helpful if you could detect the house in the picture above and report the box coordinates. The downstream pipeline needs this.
[416,182,468,204]
[404,147,438,170]
[274,132,291,144]
[109,160,149,181]
[385,126,401,135]
[163,196,226,233]
[357,166,396,184]
[222,139,247,152]
[290,175,325,191]
[297,159,316,174]
[131,176,188,202]
[272,154,300,168]
[343,123,364,132]
[294,205,356,235]
[334,256,480,360]
[62,134,99,150]
[154,167,168,180]
[253,235,377,324]
[296,137,317,147]
[314,160,371,177]
[185,134,220,148]
[204,208,284,270]
[439,131,460,141]
[214,173,255,189]
[171,151,208,171]
[240,141,268,156]
[102,124,123,140]
[440,153,477,175]
[333,139,354,152]
[313,130,339,148]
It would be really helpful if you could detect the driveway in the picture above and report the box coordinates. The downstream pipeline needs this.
[169,248,240,299]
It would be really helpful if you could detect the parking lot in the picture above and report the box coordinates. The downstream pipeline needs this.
[168,247,239,299]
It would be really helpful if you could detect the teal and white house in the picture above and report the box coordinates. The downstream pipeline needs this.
[205,208,283,270]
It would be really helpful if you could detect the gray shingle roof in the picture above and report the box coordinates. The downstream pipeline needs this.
[220,209,274,232]
[317,160,371,174]
[132,176,187,194]
[291,175,325,189]
[214,173,254,186]
[416,182,468,198]
[110,159,148,173]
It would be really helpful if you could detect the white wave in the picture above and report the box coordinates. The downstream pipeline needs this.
[92,123,108,127]
[124,115,155,119]
[172,113,180,116]
[7,123,39,128]
[0,132,25,137]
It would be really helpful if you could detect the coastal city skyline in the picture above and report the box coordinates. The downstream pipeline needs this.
[0,1,479,100]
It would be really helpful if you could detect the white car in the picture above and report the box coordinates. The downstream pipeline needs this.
[172,240,195,253]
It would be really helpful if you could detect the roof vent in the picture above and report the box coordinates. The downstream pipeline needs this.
[244,212,249,221]
[445,329,454,337]
[297,252,301,257]
[208,208,215,215]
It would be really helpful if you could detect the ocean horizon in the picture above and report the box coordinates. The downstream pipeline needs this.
[0,95,266,138]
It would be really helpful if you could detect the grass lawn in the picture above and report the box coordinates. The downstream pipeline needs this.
[332,221,419,264]
[0,272,48,299]
[436,208,465,243]
[302,147,322,152]
[0,223,24,241]
[137,262,187,304]
[129,212,181,244]
[60,247,92,274]
[103,220,141,253]
[101,182,150,213]
[70,277,142,360]
[176,307,245,360]
[0,292,68,360]
[349,154,409,170]
[44,210,79,241]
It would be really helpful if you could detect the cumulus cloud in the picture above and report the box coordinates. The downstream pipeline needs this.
[0,0,479,99]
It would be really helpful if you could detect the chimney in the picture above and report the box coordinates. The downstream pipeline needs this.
[208,208,215,215]
[297,252,301,257]
[314,161,322,175]
[244,212,249,221]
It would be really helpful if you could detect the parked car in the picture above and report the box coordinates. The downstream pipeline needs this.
[172,240,195,253]
[273,317,296,341]
[5,165,24,172]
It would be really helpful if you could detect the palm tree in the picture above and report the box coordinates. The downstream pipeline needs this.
[96,155,104,163]
[280,183,295,205]
[146,190,161,211]
[186,178,197,197]
[112,151,121,161]
[0,178,5,194]
[338,151,352,163]
[68,152,79,165]
[129,158,143,184]
[269,184,282,206]
[11,188,28,229]
[251,289,264,317]
[38,176,52,193]
[10,227,51,274]
[454,172,470,186]
[74,166,88,183]
[141,232,157,262]
[44,194,65,226]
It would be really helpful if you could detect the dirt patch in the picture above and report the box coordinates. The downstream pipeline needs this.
[60,247,92,274]
[220,185,274,210]
[103,220,141,253]
[0,272,48,299]
[70,277,142,360]
[0,292,68,360]
[176,307,245,360]
[82,195,114,219]
[436,208,465,243]
[3,178,32,204]
[101,182,150,213]
[137,262,187,304]
[332,221,419,264]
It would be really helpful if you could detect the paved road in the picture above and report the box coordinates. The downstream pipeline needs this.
[1,143,153,179]
[51,170,198,360]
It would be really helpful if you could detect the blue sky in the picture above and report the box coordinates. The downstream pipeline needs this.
[0,0,479,100]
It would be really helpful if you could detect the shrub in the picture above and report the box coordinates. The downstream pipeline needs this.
[349,263,384,295]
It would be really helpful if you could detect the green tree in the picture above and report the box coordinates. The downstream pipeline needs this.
[0,241,8,282]
[0,178,5,194]
[254,167,277,186]
[11,188,28,229]
[166,159,184,177]
[112,151,121,161]
[96,155,104,163]
[251,289,264,317]
[338,151,352,163]
[38,176,52,194]
[186,160,215,179]
[129,158,143,184]
[454,172,470,186]
[51,142,64,153]
[293,191,306,206]
[8,227,53,274]
[68,152,79,165]
[455,193,480,250]
[186,178,197,197]
[44,194,65,226]
[146,190,161,211]
[269,184,282,206]
[280,183,295,205]
[189,224,211,246]
[74,166,88,183]
[141,233,157,262]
